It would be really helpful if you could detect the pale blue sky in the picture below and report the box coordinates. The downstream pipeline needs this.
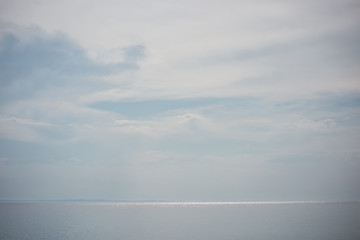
[0,0,359,201]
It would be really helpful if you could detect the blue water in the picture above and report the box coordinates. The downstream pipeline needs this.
[0,201,359,240]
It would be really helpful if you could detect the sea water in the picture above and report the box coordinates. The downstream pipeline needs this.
[0,201,359,240]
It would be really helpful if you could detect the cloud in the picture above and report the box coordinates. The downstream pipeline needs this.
[0,22,145,103]
[0,22,149,144]
[2,0,359,103]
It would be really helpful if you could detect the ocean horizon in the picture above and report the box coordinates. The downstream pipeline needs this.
[2,199,359,203]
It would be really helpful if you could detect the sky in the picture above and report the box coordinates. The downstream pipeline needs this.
[0,0,359,201]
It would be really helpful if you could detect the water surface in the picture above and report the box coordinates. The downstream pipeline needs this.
[0,201,359,240]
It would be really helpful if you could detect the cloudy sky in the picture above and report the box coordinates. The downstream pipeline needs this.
[0,0,359,201]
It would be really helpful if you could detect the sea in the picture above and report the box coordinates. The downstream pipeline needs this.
[0,201,359,240]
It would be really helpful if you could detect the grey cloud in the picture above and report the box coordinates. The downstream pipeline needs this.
[0,23,145,102]
[123,45,146,63]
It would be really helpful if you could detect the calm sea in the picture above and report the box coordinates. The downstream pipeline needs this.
[0,201,359,240]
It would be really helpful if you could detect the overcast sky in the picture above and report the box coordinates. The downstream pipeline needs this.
[0,0,359,201]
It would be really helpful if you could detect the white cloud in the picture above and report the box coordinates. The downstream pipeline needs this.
[2,0,359,103]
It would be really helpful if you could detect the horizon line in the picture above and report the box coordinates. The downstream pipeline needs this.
[1,199,359,204]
